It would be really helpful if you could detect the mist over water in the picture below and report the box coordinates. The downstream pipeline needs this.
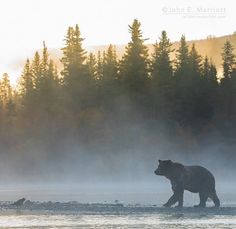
[0,89,235,229]
[0,118,235,206]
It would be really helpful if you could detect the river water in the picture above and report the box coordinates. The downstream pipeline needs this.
[0,184,235,228]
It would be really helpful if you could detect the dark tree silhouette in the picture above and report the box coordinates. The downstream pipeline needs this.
[120,19,149,93]
[1,20,236,169]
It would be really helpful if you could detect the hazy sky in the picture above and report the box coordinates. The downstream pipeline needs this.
[0,0,234,83]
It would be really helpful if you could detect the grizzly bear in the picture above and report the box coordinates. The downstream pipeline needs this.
[154,160,220,208]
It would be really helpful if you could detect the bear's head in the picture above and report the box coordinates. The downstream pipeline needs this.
[154,159,173,176]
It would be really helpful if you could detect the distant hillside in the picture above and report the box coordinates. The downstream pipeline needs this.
[46,33,236,77]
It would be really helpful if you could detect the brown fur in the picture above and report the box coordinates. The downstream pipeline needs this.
[154,160,220,208]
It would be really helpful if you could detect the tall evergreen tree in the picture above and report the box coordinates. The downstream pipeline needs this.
[43,59,60,112]
[203,56,210,80]
[19,58,35,108]
[120,19,149,92]
[61,24,87,86]
[31,51,41,89]
[221,40,236,79]
[96,51,103,81]
[86,53,97,80]
[48,59,59,84]
[41,41,49,77]
[209,62,217,84]
[189,43,202,79]
[61,26,74,81]
[0,73,12,108]
[202,56,217,84]
[174,35,189,79]
[103,45,118,82]
[151,31,172,86]
[34,41,50,95]
[219,41,236,129]
[100,45,119,105]
[61,24,94,112]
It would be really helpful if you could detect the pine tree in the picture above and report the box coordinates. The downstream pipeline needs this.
[96,51,103,81]
[73,24,87,66]
[0,73,12,108]
[189,43,202,79]
[41,43,60,112]
[61,26,74,81]
[61,24,87,86]
[31,51,41,89]
[203,56,217,84]
[41,41,49,77]
[103,45,118,82]
[86,53,97,80]
[48,59,59,83]
[19,58,34,98]
[100,45,119,103]
[209,62,217,83]
[61,24,95,112]
[43,59,60,112]
[174,38,203,130]
[175,35,189,79]
[203,56,210,79]
[221,40,236,79]
[34,41,50,95]
[120,19,149,92]
[151,31,173,86]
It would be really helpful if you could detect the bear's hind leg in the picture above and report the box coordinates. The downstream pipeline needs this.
[194,192,208,208]
[211,192,220,207]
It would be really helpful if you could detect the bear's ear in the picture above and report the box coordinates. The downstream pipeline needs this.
[158,159,162,163]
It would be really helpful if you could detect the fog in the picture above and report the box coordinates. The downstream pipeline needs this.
[0,111,235,205]
[0,66,235,205]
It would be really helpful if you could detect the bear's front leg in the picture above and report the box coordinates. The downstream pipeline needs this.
[163,193,178,207]
[163,184,184,208]
[175,189,184,208]
[173,182,184,208]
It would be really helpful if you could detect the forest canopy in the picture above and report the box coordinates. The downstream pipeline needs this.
[0,19,236,179]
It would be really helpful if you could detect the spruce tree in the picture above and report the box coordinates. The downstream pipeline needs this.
[209,62,217,84]
[86,53,97,80]
[31,51,41,89]
[221,40,236,79]
[189,43,202,79]
[203,56,210,79]
[120,19,149,92]
[101,45,119,104]
[96,51,103,81]
[35,41,50,96]
[19,59,34,97]
[0,73,12,108]
[151,31,172,86]
[61,26,74,81]
[41,41,49,78]
[48,59,59,84]
[44,59,60,112]
[175,35,189,79]
[103,45,118,82]
[61,24,95,112]
[203,56,217,84]
[61,24,87,86]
